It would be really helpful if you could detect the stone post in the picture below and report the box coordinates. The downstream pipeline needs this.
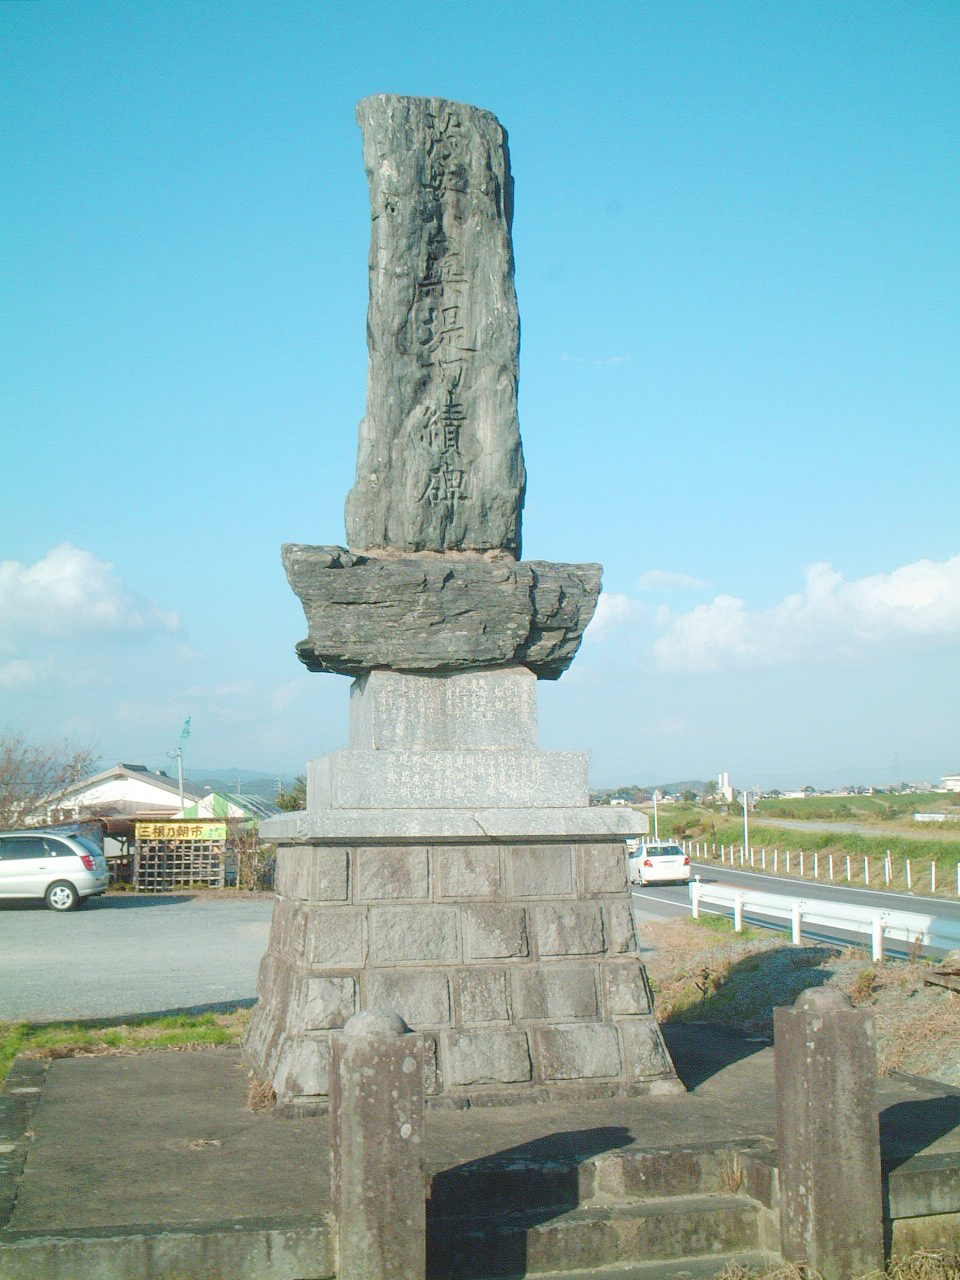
[774,987,884,1280]
[330,1010,425,1280]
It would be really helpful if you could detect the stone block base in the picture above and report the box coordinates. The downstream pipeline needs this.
[244,834,681,1111]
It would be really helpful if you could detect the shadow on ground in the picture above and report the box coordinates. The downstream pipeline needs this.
[427,1126,632,1280]
[0,894,195,912]
[661,944,836,1042]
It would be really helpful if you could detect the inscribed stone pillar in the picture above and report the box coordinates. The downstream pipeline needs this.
[345,94,525,557]
[774,986,884,1280]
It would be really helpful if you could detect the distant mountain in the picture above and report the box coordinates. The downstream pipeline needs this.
[185,769,298,802]
[592,781,710,803]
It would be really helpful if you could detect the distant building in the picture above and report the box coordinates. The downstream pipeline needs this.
[717,771,734,805]
[37,763,201,824]
[942,774,960,793]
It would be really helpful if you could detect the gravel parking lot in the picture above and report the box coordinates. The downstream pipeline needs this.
[0,892,274,1022]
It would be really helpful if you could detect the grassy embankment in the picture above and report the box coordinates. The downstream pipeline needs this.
[0,1007,250,1085]
[645,792,960,896]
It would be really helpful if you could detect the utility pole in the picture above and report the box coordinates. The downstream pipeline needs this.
[176,717,191,809]
[742,789,750,859]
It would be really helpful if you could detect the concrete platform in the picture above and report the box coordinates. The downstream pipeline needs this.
[2,1025,960,1278]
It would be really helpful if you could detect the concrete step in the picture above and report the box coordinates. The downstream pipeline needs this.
[588,1142,765,1204]
[466,1253,776,1280]
[428,1140,769,1220]
[427,1193,762,1279]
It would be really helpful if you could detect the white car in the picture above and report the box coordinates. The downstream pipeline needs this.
[629,841,691,887]
[0,830,109,910]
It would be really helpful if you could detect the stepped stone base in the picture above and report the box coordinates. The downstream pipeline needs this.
[244,829,681,1111]
[245,667,681,1110]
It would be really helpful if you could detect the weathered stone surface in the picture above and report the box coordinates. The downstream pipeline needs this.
[508,844,574,897]
[275,845,349,902]
[514,965,599,1021]
[603,959,653,1016]
[263,806,642,842]
[330,1011,425,1280]
[283,545,601,680]
[349,666,538,750]
[457,968,510,1023]
[605,900,638,954]
[365,970,451,1027]
[306,907,364,968]
[619,1018,674,1080]
[533,1025,622,1080]
[308,746,588,810]
[445,1029,532,1085]
[532,902,604,956]
[434,845,501,899]
[577,844,628,895]
[355,846,430,900]
[462,904,528,960]
[368,905,459,965]
[345,94,525,557]
[775,986,884,1280]
[296,974,357,1031]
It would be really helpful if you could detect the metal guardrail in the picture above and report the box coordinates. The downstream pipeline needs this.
[689,878,960,960]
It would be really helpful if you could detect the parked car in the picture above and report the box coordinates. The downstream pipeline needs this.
[629,841,691,887]
[0,830,109,910]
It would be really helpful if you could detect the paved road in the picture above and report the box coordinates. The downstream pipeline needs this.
[0,893,274,1022]
[632,864,960,958]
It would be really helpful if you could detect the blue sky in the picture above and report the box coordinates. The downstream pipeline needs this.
[2,1,958,791]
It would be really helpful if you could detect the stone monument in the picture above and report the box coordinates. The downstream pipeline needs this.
[245,94,680,1110]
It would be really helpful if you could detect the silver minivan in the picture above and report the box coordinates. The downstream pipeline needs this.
[0,831,109,911]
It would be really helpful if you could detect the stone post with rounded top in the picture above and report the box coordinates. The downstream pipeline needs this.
[774,986,884,1280]
[330,1010,425,1280]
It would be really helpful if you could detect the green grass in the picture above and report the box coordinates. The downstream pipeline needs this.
[0,1008,249,1085]
[755,791,960,823]
[644,800,960,896]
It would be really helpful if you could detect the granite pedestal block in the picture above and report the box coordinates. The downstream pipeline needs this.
[245,669,680,1109]
[244,825,681,1112]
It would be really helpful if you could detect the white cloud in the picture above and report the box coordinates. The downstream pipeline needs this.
[0,544,180,639]
[636,569,709,591]
[584,591,645,642]
[0,659,36,689]
[653,554,960,673]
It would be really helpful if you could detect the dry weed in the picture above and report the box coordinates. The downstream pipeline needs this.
[716,1150,743,1194]
[887,1250,960,1280]
[246,1073,276,1112]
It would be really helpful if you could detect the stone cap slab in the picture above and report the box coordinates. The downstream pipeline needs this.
[260,807,644,844]
[282,545,601,680]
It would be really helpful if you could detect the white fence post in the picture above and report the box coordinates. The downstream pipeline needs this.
[814,851,819,878]
[906,860,912,891]
[791,902,802,945]
[932,861,937,893]
[734,893,744,933]
[799,850,804,878]
[885,852,891,886]
[846,855,851,882]
[774,848,779,872]
[691,880,701,919]
[872,915,884,963]
[829,854,834,881]
[762,847,766,870]
[864,857,870,886]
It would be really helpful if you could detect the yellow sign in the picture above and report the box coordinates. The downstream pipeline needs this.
[135,822,228,842]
